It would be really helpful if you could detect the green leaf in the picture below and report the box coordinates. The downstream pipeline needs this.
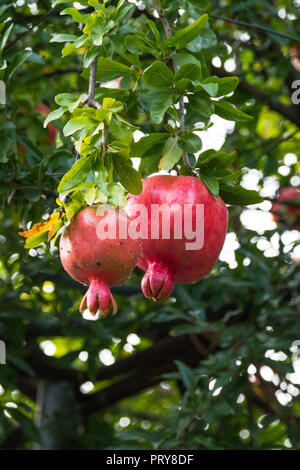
[62,43,76,57]
[55,92,81,108]
[143,61,174,89]
[25,231,48,249]
[102,97,123,113]
[43,107,65,128]
[219,185,263,205]
[199,76,239,97]
[146,19,160,43]
[113,155,142,195]
[113,2,134,21]
[139,153,161,177]
[215,101,252,122]
[175,62,202,82]
[58,155,93,193]
[131,133,167,158]
[174,53,201,67]
[0,22,13,52]
[174,360,197,392]
[159,137,182,171]
[106,182,127,206]
[50,34,78,43]
[187,28,217,51]
[197,149,226,166]
[61,7,88,23]
[110,115,135,144]
[200,174,219,197]
[95,87,129,100]
[150,91,173,124]
[74,34,88,48]
[96,57,136,81]
[84,185,97,205]
[197,151,237,173]
[64,191,85,219]
[83,45,102,68]
[55,93,81,113]
[126,36,144,55]
[174,78,191,94]
[179,132,202,153]
[63,116,95,136]
[189,92,215,117]
[90,19,115,46]
[169,14,208,49]
[5,50,32,81]
[197,81,219,97]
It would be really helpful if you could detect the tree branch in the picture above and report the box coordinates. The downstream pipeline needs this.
[210,14,300,43]
[86,56,107,159]
[87,57,100,109]
[152,0,191,168]
[8,5,60,49]
[211,66,300,128]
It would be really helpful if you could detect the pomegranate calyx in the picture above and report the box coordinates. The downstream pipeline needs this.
[141,262,173,302]
[79,279,118,317]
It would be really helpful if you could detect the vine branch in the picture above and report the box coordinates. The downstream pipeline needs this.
[152,0,191,168]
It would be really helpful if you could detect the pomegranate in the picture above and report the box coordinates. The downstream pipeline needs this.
[271,187,300,229]
[59,205,141,317]
[126,175,228,301]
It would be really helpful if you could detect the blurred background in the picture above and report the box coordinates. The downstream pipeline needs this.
[0,0,299,450]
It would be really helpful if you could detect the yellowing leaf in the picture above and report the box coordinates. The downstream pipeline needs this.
[19,213,60,239]
[48,218,64,241]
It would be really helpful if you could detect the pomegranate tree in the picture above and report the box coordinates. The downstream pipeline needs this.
[59,205,141,317]
[126,175,228,301]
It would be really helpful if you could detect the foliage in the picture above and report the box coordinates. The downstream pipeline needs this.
[0,0,299,450]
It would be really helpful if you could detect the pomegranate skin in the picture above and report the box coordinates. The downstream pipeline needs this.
[126,175,228,301]
[59,205,141,317]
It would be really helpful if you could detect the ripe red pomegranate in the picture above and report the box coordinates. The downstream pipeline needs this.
[271,187,300,229]
[59,205,141,317]
[126,175,228,301]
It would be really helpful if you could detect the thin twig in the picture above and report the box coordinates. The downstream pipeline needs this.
[152,0,191,168]
[102,123,108,160]
[86,56,107,159]
[45,172,64,177]
[210,14,300,43]
[87,57,100,109]
[8,5,60,49]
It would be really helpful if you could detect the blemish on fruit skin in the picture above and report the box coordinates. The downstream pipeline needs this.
[96,262,101,266]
